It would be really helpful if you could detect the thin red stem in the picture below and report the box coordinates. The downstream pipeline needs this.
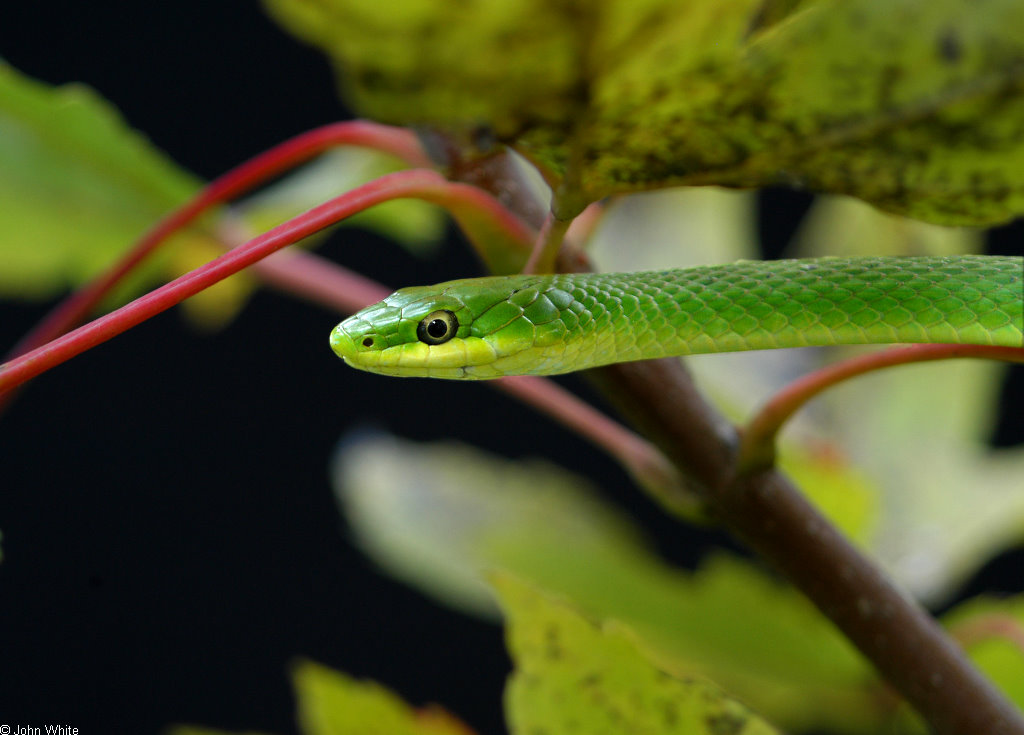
[738,343,1024,472]
[4,121,429,365]
[494,376,699,516]
[563,201,606,250]
[0,169,513,395]
[251,248,391,314]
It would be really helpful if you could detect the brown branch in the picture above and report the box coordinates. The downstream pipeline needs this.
[586,357,1023,735]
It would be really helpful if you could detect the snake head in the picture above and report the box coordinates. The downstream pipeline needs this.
[331,275,573,379]
[330,279,533,379]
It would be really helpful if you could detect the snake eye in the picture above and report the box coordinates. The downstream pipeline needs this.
[416,309,458,345]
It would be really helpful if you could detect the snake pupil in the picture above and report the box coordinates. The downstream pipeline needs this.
[428,319,447,338]
[417,309,458,345]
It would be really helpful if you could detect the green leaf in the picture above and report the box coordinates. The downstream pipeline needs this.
[165,663,473,735]
[777,445,880,548]
[786,200,1021,599]
[789,195,985,259]
[779,194,1024,605]
[332,433,885,733]
[293,660,475,735]
[168,662,475,735]
[263,0,583,142]
[494,573,780,735]
[333,431,649,618]
[0,61,207,301]
[268,0,1024,224]
[584,0,1024,223]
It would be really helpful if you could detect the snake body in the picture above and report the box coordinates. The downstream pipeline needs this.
[330,256,1023,379]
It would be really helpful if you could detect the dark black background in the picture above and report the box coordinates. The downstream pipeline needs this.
[0,3,1021,734]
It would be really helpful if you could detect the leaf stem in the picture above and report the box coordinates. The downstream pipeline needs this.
[738,343,1024,472]
[522,211,573,274]
[248,247,391,314]
[4,121,428,364]
[494,376,700,517]
[0,169,520,395]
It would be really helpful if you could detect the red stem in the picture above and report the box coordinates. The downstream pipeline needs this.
[494,376,698,515]
[0,169,511,395]
[251,248,391,314]
[739,343,1024,472]
[4,121,429,365]
[563,201,607,250]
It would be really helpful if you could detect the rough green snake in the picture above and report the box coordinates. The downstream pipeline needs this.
[330,255,1023,379]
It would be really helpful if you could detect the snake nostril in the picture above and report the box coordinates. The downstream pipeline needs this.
[362,337,374,347]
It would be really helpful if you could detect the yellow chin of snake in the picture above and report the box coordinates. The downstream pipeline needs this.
[331,331,512,379]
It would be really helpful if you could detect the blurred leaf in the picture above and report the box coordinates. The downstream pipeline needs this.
[818,357,1024,605]
[294,660,476,735]
[778,444,880,548]
[334,431,647,618]
[588,191,882,545]
[0,61,211,302]
[0,63,442,329]
[332,432,887,732]
[168,661,475,735]
[588,188,758,272]
[268,0,1024,224]
[495,573,781,735]
[789,195,985,259]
